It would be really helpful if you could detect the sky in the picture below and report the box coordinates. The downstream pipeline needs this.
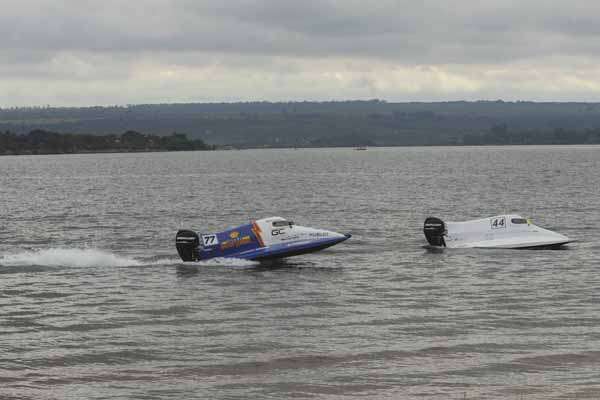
[2,0,600,107]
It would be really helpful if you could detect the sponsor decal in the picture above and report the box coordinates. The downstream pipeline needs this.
[252,221,265,247]
[271,228,286,236]
[229,231,240,239]
[280,235,300,242]
[221,235,253,250]
[309,232,330,238]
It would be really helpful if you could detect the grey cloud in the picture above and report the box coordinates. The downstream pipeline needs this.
[2,0,600,62]
[3,1,600,106]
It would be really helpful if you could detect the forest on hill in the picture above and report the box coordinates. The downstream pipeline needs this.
[0,130,212,155]
[2,100,600,148]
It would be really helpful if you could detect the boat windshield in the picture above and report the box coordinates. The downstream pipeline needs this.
[511,218,528,224]
[273,220,294,228]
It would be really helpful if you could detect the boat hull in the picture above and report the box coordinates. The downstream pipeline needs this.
[424,214,571,250]
[238,235,351,261]
[176,217,351,262]
[466,240,570,250]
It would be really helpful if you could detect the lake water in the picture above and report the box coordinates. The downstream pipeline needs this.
[1,146,600,399]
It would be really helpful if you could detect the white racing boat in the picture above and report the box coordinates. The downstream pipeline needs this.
[423,214,571,249]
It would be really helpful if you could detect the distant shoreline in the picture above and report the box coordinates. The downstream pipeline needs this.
[0,129,214,156]
[3,142,600,157]
[0,148,214,156]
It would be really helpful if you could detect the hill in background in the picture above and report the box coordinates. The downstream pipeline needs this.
[3,100,600,147]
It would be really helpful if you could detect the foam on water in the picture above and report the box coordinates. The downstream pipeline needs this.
[0,248,144,268]
[186,257,259,268]
[0,248,256,268]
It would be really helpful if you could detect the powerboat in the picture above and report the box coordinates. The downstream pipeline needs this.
[423,214,570,249]
[176,217,351,261]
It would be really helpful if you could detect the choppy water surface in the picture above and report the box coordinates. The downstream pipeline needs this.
[1,146,600,399]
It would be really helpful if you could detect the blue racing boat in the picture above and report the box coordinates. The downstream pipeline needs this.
[176,217,351,261]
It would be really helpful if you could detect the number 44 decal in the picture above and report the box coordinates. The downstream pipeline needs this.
[490,217,506,229]
[201,234,219,246]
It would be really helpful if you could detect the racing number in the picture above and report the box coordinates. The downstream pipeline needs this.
[490,217,506,229]
[202,234,219,246]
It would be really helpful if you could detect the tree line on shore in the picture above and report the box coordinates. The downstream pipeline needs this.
[2,125,600,155]
[0,129,213,155]
[462,124,600,145]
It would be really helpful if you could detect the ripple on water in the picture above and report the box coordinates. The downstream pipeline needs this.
[1,147,600,399]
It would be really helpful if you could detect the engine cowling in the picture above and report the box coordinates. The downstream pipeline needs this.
[424,217,447,247]
[176,230,200,261]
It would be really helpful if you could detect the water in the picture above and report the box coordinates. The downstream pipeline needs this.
[1,146,599,399]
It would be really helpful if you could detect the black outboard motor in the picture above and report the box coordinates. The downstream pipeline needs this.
[424,217,447,247]
[176,230,200,261]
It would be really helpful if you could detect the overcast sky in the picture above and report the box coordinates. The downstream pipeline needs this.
[2,0,600,106]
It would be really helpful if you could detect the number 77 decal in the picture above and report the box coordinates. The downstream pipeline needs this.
[202,234,219,246]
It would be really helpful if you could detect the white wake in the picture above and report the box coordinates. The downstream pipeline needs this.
[0,248,259,268]
[184,257,259,267]
[0,248,144,268]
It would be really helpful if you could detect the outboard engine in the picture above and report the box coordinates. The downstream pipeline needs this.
[424,217,447,247]
[176,230,200,261]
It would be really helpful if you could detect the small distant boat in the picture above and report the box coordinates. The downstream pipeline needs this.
[423,214,571,249]
[176,217,351,261]
[354,146,368,151]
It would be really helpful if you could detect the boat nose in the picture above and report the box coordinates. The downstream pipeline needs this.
[557,232,570,242]
[344,233,352,239]
[545,229,570,245]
